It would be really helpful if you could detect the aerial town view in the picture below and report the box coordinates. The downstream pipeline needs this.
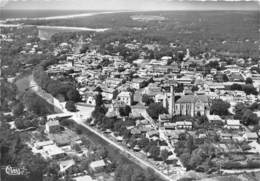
[0,0,259,181]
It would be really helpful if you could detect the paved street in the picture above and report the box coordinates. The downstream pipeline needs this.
[72,113,176,181]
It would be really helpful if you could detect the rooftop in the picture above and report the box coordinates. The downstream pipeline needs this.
[176,95,210,104]
[89,160,106,169]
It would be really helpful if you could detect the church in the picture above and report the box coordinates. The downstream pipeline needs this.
[163,86,211,117]
[174,94,211,117]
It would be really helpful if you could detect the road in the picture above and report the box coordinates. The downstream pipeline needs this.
[140,111,186,177]
[26,75,183,180]
[72,113,175,181]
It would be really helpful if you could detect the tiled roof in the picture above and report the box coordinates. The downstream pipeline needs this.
[176,95,210,104]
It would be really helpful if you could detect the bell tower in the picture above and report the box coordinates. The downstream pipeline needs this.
[168,85,175,117]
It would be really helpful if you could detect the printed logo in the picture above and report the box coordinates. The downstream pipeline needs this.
[5,166,29,176]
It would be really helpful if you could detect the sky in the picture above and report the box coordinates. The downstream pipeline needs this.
[0,0,259,10]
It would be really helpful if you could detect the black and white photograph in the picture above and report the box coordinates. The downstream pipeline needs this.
[0,0,259,181]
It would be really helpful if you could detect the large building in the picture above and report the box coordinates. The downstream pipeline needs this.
[175,94,211,117]
[162,85,211,117]
[45,119,61,134]
[117,91,133,106]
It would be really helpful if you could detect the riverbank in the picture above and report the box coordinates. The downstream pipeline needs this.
[15,74,63,113]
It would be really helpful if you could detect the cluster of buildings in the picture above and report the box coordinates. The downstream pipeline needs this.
[28,114,110,180]
[44,37,260,176]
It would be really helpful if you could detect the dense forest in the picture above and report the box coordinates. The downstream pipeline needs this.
[13,11,260,58]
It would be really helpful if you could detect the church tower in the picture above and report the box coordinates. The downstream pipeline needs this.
[168,85,175,117]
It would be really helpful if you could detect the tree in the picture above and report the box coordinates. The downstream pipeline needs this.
[23,92,53,115]
[242,85,258,95]
[197,115,209,126]
[15,118,26,129]
[245,77,253,84]
[210,99,230,116]
[79,44,89,54]
[12,102,24,116]
[65,101,77,112]
[206,61,220,70]
[179,153,191,168]
[92,106,107,121]
[102,117,115,130]
[95,92,103,107]
[234,103,247,120]
[131,169,146,181]
[138,137,150,149]
[230,84,242,91]
[45,162,60,176]
[223,74,229,82]
[147,103,167,119]
[191,85,199,92]
[142,94,154,106]
[241,109,258,126]
[175,83,184,93]
[119,105,132,117]
[67,89,81,102]
[189,149,203,169]
[249,102,260,111]
[115,163,133,181]
[161,149,169,163]
[96,146,108,159]
[149,145,160,160]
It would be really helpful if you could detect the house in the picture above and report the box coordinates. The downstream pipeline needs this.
[43,144,66,159]
[164,123,176,130]
[45,119,61,134]
[227,72,244,82]
[131,78,146,89]
[158,114,171,126]
[133,145,141,152]
[204,82,225,91]
[146,130,159,140]
[207,114,224,125]
[155,93,165,104]
[117,91,133,106]
[143,84,162,98]
[175,121,192,130]
[176,76,193,85]
[74,175,93,181]
[34,140,54,149]
[220,133,233,142]
[83,92,96,106]
[101,87,118,101]
[210,68,217,75]
[107,100,126,117]
[89,160,106,172]
[131,128,142,135]
[105,77,124,88]
[161,56,172,65]
[164,130,184,142]
[175,94,211,117]
[225,119,241,130]
[59,159,75,173]
[243,132,258,142]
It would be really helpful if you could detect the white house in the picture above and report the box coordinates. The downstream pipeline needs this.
[89,160,106,172]
[117,91,133,106]
[225,119,241,130]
